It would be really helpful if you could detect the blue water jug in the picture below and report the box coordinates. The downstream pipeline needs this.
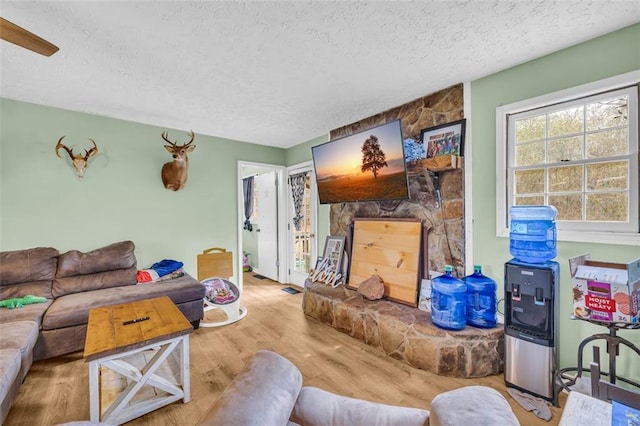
[509,205,557,263]
[431,265,466,330]
[463,265,497,328]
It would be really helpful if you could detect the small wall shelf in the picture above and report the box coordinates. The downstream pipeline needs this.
[424,155,463,172]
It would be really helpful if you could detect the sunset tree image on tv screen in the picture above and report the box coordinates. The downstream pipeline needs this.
[312,120,409,204]
[361,135,388,179]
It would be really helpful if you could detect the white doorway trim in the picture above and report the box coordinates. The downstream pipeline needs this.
[463,81,473,275]
[237,161,288,292]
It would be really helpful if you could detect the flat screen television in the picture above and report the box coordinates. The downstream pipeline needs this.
[312,119,410,204]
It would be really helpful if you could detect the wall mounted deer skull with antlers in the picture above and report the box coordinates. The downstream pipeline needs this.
[161,130,196,191]
[55,136,98,178]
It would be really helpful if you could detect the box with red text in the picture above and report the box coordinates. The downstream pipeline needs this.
[569,254,640,325]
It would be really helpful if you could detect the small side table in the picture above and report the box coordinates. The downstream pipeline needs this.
[556,317,640,394]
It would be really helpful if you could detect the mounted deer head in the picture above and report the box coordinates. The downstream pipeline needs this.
[161,130,196,191]
[55,136,98,178]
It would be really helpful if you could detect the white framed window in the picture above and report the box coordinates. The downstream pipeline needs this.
[496,71,639,245]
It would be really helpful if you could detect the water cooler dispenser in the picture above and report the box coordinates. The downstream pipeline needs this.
[504,259,560,404]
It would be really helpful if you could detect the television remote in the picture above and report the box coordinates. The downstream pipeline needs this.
[122,316,150,326]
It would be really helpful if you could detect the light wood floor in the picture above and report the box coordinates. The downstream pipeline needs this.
[5,273,566,425]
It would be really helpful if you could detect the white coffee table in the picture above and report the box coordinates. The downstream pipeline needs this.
[83,296,193,425]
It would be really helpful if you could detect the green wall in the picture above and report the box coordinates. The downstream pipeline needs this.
[471,23,640,380]
[0,98,285,279]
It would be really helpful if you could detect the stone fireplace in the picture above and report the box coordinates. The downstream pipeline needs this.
[306,84,502,378]
[329,83,466,277]
[303,281,504,378]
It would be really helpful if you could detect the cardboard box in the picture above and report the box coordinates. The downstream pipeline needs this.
[417,271,444,313]
[569,254,640,324]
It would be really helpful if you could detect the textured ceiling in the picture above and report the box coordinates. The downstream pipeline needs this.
[1,1,639,148]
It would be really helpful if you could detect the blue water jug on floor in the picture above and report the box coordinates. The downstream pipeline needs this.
[431,265,466,330]
[463,265,497,328]
[509,205,557,263]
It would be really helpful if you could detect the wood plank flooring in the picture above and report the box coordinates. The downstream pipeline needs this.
[5,273,566,425]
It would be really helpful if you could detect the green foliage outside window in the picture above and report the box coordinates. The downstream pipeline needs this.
[511,94,632,224]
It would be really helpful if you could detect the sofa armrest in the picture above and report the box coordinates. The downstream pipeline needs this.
[429,386,520,426]
[196,350,303,426]
[290,386,429,426]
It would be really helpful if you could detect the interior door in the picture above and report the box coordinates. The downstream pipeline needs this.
[255,171,279,281]
[287,165,317,286]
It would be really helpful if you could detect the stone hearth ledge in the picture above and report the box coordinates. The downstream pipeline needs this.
[303,280,504,378]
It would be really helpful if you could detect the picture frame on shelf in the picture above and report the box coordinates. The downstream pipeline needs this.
[322,235,346,275]
[421,119,466,159]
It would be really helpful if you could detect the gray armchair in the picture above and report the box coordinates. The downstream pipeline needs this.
[196,349,520,426]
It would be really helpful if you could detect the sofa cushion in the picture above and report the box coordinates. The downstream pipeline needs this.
[53,241,137,298]
[0,321,39,358]
[0,300,51,326]
[0,320,39,384]
[43,273,204,330]
[0,247,58,299]
[291,386,430,426]
[196,350,303,426]
[429,385,520,426]
[0,349,20,404]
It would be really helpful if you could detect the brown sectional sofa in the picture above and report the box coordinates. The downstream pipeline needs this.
[0,240,205,423]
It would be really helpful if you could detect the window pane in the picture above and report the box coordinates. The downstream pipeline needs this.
[515,115,545,143]
[515,141,545,166]
[587,96,628,131]
[586,161,628,190]
[502,84,637,236]
[548,165,583,193]
[548,136,583,163]
[549,106,583,137]
[586,128,628,158]
[549,194,583,220]
[586,193,628,222]
[514,169,544,194]
[515,196,544,205]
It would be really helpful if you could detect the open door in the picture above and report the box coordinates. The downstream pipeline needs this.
[287,163,317,286]
[237,161,287,290]
[254,171,279,281]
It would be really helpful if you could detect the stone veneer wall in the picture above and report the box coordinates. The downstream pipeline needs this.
[329,84,465,276]
[304,281,504,378]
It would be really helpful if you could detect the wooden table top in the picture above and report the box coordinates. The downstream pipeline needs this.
[83,296,193,361]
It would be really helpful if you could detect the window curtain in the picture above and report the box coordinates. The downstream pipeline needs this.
[242,176,254,231]
[290,172,308,231]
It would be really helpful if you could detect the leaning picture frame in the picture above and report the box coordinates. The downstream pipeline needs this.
[322,235,346,275]
[421,119,466,159]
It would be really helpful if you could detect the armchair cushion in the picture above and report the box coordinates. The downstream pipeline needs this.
[197,350,303,426]
[291,386,429,426]
[429,385,520,426]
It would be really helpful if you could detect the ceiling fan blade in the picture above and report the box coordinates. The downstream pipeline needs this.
[0,17,59,56]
